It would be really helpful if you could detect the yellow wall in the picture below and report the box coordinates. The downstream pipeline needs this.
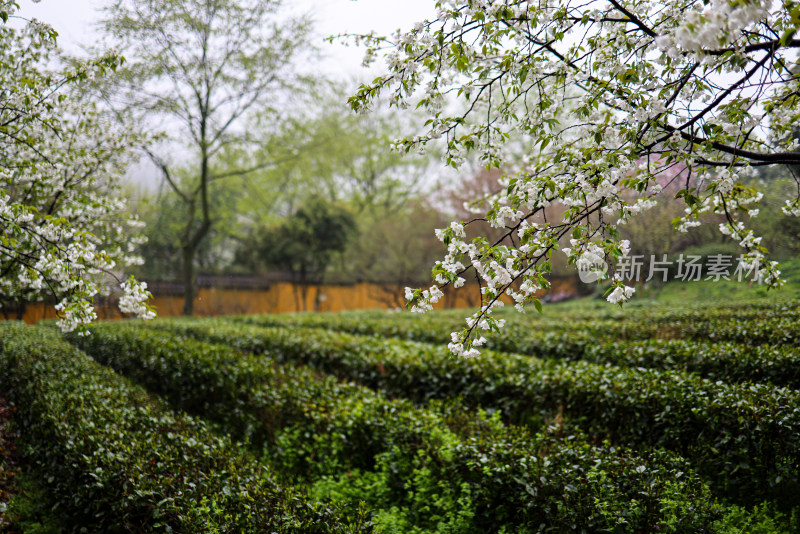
[19,278,578,324]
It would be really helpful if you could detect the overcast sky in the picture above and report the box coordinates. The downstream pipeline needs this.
[15,0,437,77]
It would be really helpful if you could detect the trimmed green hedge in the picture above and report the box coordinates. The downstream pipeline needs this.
[155,318,800,507]
[236,303,800,348]
[235,308,800,388]
[580,339,800,387]
[0,322,371,533]
[66,321,753,533]
[485,333,800,389]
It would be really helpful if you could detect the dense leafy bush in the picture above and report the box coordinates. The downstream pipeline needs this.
[582,339,800,387]
[0,322,371,533]
[236,306,800,387]
[66,322,752,532]
[68,323,439,476]
[237,302,800,348]
[159,318,800,507]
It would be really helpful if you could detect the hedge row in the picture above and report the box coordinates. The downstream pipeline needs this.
[156,318,800,508]
[629,313,800,346]
[235,310,800,387]
[479,332,800,390]
[236,302,800,348]
[492,312,800,348]
[66,322,755,533]
[580,339,800,388]
[0,322,371,533]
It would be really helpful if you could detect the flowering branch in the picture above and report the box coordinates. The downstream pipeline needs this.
[351,0,800,356]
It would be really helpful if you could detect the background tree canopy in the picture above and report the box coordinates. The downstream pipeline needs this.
[236,197,356,310]
[98,0,314,315]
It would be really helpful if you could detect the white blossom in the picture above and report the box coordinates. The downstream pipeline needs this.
[354,0,794,357]
[607,285,636,305]
[0,17,154,331]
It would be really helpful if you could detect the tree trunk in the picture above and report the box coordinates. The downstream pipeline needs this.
[299,266,308,312]
[299,284,308,312]
[292,280,301,312]
[179,132,212,316]
[182,244,196,316]
[314,285,322,312]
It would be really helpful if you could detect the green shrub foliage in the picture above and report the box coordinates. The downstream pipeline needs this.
[66,321,749,533]
[0,322,371,533]
[158,317,800,507]
[236,305,800,388]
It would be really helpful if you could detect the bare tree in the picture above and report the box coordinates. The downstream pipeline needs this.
[100,0,312,314]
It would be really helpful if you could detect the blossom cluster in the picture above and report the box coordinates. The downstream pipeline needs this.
[352,0,799,356]
[0,10,154,331]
